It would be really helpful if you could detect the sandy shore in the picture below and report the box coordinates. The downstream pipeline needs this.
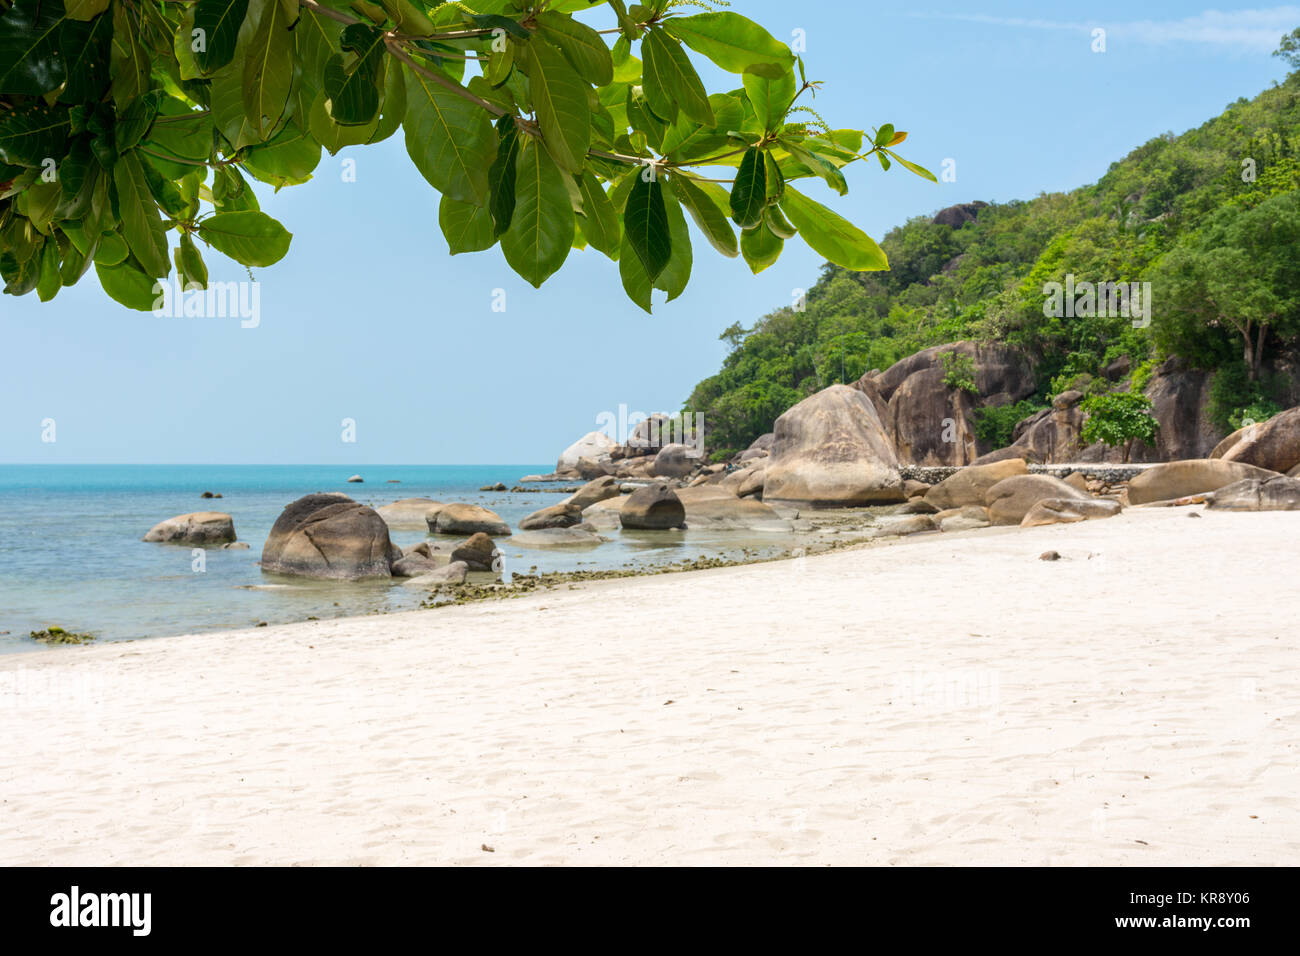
[1,507,1296,866]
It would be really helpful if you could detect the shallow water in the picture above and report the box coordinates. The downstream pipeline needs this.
[0,465,810,653]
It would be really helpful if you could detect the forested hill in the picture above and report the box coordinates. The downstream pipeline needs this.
[685,66,1300,457]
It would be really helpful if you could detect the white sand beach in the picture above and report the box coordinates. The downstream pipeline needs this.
[1,507,1296,866]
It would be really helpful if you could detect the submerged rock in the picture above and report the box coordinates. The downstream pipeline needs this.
[143,511,236,545]
[513,528,605,548]
[375,498,443,530]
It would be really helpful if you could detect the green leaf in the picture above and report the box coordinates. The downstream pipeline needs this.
[93,232,128,266]
[57,9,111,104]
[874,124,895,148]
[324,24,386,125]
[576,170,620,259]
[671,173,737,258]
[618,227,652,314]
[656,177,692,301]
[500,141,574,287]
[0,102,70,167]
[780,185,888,271]
[65,0,109,19]
[729,147,766,229]
[740,223,783,274]
[886,150,939,183]
[439,195,497,254]
[779,139,847,195]
[175,232,209,289]
[366,60,407,144]
[36,238,62,301]
[662,12,793,76]
[242,124,323,186]
[112,152,170,278]
[534,11,613,86]
[487,116,520,237]
[743,70,796,133]
[641,27,714,128]
[109,1,149,108]
[0,0,67,95]
[624,168,671,283]
[243,0,296,138]
[95,257,159,311]
[197,210,292,267]
[764,150,784,204]
[193,0,250,74]
[521,36,590,175]
[309,88,379,154]
[402,63,497,205]
[764,204,797,240]
[660,93,744,162]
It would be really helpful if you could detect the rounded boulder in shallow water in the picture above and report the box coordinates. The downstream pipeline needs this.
[260,493,399,580]
[513,528,605,548]
[143,511,236,545]
[518,501,583,530]
[429,503,511,536]
[451,532,499,570]
[619,483,686,530]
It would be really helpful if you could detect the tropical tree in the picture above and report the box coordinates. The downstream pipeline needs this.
[1154,191,1300,381]
[0,0,933,313]
[1080,392,1158,463]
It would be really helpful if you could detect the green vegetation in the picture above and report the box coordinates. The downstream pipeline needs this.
[973,399,1040,449]
[0,0,933,313]
[1079,392,1160,462]
[685,39,1300,453]
[30,626,96,644]
[940,350,977,393]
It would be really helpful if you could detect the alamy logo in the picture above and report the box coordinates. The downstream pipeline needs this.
[1042,274,1151,328]
[49,886,151,936]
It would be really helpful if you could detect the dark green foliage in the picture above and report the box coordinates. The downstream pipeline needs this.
[974,400,1044,449]
[685,65,1300,452]
[1080,392,1160,462]
[940,351,978,393]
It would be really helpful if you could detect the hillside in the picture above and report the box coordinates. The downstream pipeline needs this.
[685,67,1300,460]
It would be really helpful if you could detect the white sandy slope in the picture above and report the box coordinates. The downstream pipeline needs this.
[0,508,1296,866]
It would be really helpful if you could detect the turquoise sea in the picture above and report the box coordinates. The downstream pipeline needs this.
[0,464,793,654]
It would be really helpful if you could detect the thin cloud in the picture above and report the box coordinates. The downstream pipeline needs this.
[908,7,1300,52]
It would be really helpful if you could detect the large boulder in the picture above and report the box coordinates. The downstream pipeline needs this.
[557,431,617,473]
[1008,391,1085,463]
[1021,497,1122,528]
[428,503,511,536]
[1217,407,1300,475]
[519,501,583,530]
[924,458,1029,510]
[375,498,442,529]
[1127,460,1279,505]
[391,551,441,577]
[936,505,991,532]
[984,475,1090,526]
[866,342,1038,465]
[567,475,621,511]
[932,201,988,228]
[762,384,905,506]
[143,511,236,545]
[619,483,686,529]
[261,494,399,580]
[1207,475,1300,511]
[451,532,499,570]
[674,486,790,530]
[653,443,701,478]
[401,561,469,587]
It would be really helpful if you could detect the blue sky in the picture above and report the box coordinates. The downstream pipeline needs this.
[2,1,1296,464]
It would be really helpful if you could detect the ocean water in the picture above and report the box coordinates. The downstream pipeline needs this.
[0,465,797,654]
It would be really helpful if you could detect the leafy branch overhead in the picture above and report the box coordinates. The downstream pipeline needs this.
[0,0,935,312]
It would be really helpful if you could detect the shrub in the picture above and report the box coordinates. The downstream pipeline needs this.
[940,351,979,394]
[974,400,1045,449]
[1080,392,1159,462]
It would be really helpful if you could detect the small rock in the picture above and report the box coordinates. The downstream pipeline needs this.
[347,475,364,483]
[1039,550,1061,562]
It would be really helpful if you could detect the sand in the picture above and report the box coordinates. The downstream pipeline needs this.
[1,507,1296,866]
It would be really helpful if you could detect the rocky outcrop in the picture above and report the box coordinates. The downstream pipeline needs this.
[519,501,583,530]
[619,483,686,530]
[375,498,442,530]
[1010,390,1086,463]
[261,494,399,580]
[763,385,905,506]
[451,532,499,570]
[1126,460,1280,505]
[401,561,469,587]
[143,511,236,545]
[653,443,701,478]
[1207,475,1300,511]
[932,201,988,228]
[857,342,1037,466]
[924,458,1028,510]
[427,503,511,536]
[674,487,790,530]
[936,505,991,532]
[557,431,617,474]
[984,475,1091,526]
[567,475,621,511]
[1217,406,1300,475]
[1020,497,1122,527]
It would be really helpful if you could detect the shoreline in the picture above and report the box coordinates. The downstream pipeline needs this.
[2,507,1296,865]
